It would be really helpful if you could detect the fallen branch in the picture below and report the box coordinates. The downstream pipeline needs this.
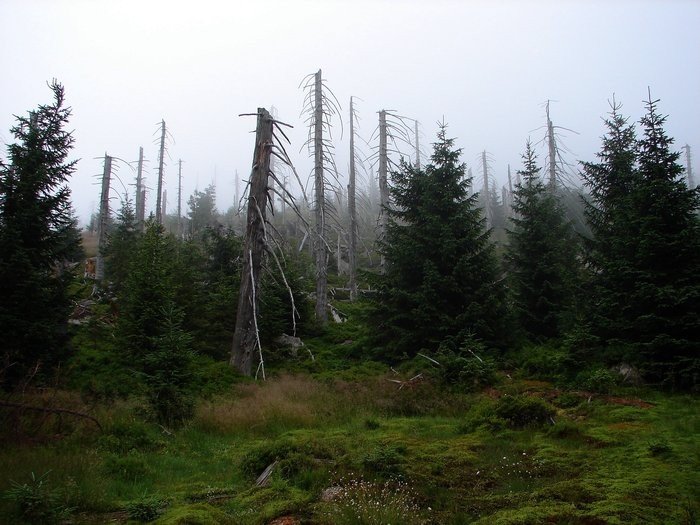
[0,401,103,432]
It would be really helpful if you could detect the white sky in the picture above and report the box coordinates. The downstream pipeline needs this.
[1,0,699,225]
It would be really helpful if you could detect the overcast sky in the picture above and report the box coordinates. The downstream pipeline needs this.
[1,0,698,225]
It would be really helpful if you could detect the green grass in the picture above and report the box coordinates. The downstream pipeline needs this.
[1,304,698,524]
[1,375,698,524]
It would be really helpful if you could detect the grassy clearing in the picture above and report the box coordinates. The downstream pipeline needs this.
[1,372,698,524]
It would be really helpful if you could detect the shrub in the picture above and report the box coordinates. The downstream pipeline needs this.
[125,493,169,522]
[3,471,73,524]
[494,395,556,428]
[362,444,406,477]
[575,367,618,393]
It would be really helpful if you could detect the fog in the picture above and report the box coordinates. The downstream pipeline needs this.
[1,0,698,224]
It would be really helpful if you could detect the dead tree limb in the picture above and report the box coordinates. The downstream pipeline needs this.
[0,401,103,432]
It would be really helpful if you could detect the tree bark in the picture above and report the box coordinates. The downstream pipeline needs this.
[231,108,273,376]
[379,110,388,273]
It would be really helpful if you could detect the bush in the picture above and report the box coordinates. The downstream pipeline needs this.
[575,367,618,393]
[433,336,497,391]
[362,444,406,477]
[494,395,556,428]
[516,343,573,382]
[98,420,160,453]
[3,471,73,524]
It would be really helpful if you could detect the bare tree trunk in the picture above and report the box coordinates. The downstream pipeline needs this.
[161,190,167,226]
[348,97,358,301]
[684,144,695,188]
[231,108,273,377]
[379,110,388,273]
[414,119,421,169]
[177,159,183,239]
[314,70,328,324]
[546,102,557,191]
[156,119,166,225]
[482,150,492,228]
[135,146,144,230]
[96,154,112,282]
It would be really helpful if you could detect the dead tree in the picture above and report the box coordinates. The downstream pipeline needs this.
[231,107,310,377]
[231,109,274,377]
[134,146,145,230]
[95,154,112,282]
[348,97,359,300]
[683,144,695,188]
[540,101,579,190]
[481,150,493,228]
[300,69,342,324]
[177,159,183,238]
[414,119,421,170]
[155,119,166,225]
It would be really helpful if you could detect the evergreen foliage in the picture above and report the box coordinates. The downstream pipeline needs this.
[117,220,195,425]
[0,81,82,386]
[104,196,139,293]
[582,97,700,388]
[187,184,218,238]
[373,125,509,359]
[506,140,580,341]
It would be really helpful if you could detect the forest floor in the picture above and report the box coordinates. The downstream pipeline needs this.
[1,311,698,524]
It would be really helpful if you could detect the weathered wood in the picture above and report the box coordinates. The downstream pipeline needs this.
[231,108,273,377]
[314,70,328,323]
[156,119,166,224]
[255,461,277,487]
[95,154,112,282]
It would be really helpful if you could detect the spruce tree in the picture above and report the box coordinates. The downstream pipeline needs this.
[373,125,508,358]
[506,140,579,341]
[0,81,82,385]
[582,97,700,388]
[630,96,700,386]
[104,196,139,292]
[117,220,195,425]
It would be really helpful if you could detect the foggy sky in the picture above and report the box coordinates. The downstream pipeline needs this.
[1,0,698,225]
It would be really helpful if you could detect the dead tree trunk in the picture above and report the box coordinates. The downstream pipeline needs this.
[414,119,421,169]
[482,150,492,228]
[546,102,557,191]
[177,159,183,239]
[96,154,112,282]
[314,70,328,324]
[379,110,388,273]
[231,108,273,377]
[135,146,144,230]
[156,119,166,225]
[684,144,695,188]
[348,97,358,301]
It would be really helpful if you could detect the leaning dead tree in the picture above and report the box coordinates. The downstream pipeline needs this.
[231,108,309,378]
[231,109,273,377]
[300,69,342,324]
